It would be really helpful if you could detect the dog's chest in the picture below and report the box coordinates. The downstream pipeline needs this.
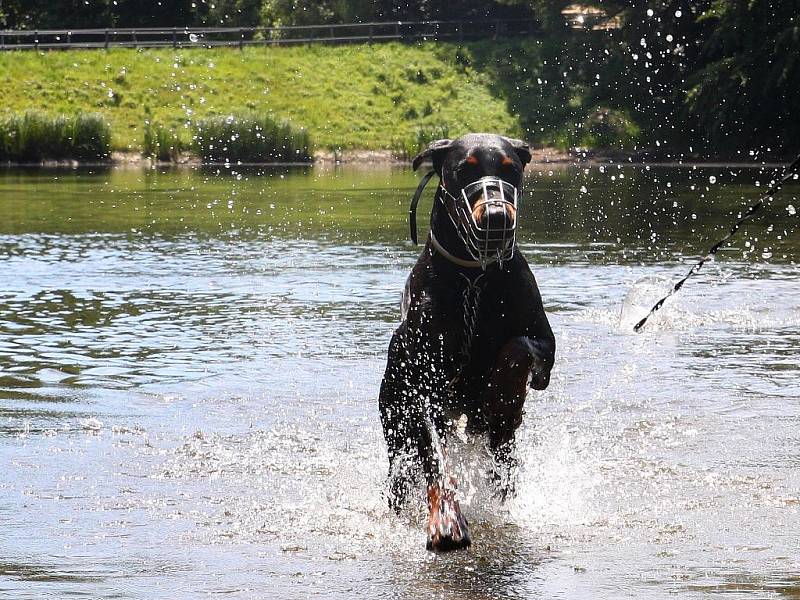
[429,279,512,354]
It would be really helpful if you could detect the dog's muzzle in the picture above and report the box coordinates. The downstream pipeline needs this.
[440,177,519,268]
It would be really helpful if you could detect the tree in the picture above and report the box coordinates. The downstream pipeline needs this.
[685,0,800,153]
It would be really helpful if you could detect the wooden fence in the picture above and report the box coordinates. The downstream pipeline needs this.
[0,19,540,51]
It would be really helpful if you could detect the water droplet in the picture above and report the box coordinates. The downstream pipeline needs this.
[787,204,797,215]
[708,176,717,184]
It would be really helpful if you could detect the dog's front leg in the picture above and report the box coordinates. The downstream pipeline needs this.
[483,335,554,497]
[379,324,449,508]
[379,322,471,551]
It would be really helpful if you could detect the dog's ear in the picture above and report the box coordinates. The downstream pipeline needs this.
[503,137,532,167]
[412,139,453,172]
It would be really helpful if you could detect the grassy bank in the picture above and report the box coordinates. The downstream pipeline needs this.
[0,43,520,154]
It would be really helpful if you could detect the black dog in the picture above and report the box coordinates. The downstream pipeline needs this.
[378,133,555,551]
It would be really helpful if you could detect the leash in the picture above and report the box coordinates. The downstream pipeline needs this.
[634,153,800,332]
[409,170,437,244]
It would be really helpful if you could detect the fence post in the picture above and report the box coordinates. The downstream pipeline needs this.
[104,29,109,50]
[67,31,72,48]
[132,30,138,48]
[394,22,400,39]
[368,25,373,44]
[239,28,243,50]
[34,30,38,51]
[172,28,177,49]
[1,33,4,50]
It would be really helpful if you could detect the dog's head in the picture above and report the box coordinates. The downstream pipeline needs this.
[412,133,532,266]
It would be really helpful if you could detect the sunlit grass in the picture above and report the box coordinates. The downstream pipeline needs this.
[0,44,520,153]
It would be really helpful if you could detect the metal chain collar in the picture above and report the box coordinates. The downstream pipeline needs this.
[447,272,485,389]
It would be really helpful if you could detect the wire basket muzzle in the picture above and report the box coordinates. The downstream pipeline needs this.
[449,177,519,267]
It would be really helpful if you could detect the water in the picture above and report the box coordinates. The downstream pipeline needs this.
[1,164,798,598]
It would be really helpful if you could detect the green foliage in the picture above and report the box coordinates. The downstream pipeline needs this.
[683,0,800,154]
[1,0,532,28]
[143,120,182,161]
[390,123,451,161]
[259,0,339,27]
[571,107,640,150]
[205,0,262,26]
[0,112,110,162]
[2,0,798,158]
[192,113,311,162]
[1,0,205,29]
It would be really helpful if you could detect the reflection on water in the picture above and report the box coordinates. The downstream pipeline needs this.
[0,165,799,599]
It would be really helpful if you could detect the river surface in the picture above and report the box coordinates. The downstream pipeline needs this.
[1,163,799,599]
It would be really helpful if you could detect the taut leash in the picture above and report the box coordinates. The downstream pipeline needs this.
[634,153,800,332]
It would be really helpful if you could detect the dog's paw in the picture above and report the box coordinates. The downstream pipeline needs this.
[426,482,471,552]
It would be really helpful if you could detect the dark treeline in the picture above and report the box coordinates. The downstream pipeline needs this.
[0,0,532,29]
[1,0,797,157]
[515,0,800,157]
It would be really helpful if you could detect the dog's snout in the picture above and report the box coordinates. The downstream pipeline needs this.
[472,199,516,229]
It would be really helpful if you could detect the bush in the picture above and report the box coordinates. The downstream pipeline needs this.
[0,112,110,162]
[391,123,451,161]
[143,120,182,162]
[192,113,311,163]
[571,107,641,151]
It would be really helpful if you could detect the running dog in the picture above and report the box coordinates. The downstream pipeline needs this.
[378,133,555,551]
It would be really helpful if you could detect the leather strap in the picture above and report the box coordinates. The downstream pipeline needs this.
[408,169,436,244]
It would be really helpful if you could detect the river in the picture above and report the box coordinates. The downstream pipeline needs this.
[1,163,798,598]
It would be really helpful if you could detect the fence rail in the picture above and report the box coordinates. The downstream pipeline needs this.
[0,19,540,51]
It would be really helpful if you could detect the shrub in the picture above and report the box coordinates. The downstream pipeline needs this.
[568,107,641,151]
[0,112,110,162]
[192,113,311,163]
[143,120,182,162]
[391,123,451,161]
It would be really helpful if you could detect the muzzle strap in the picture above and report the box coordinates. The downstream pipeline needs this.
[409,169,436,244]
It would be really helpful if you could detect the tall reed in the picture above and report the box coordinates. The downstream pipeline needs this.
[192,114,311,163]
[0,112,111,162]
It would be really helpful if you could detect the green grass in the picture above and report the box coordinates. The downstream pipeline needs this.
[0,44,520,153]
[0,112,110,161]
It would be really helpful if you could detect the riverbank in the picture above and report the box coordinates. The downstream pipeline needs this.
[0,146,575,167]
[6,147,793,169]
[0,43,518,153]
